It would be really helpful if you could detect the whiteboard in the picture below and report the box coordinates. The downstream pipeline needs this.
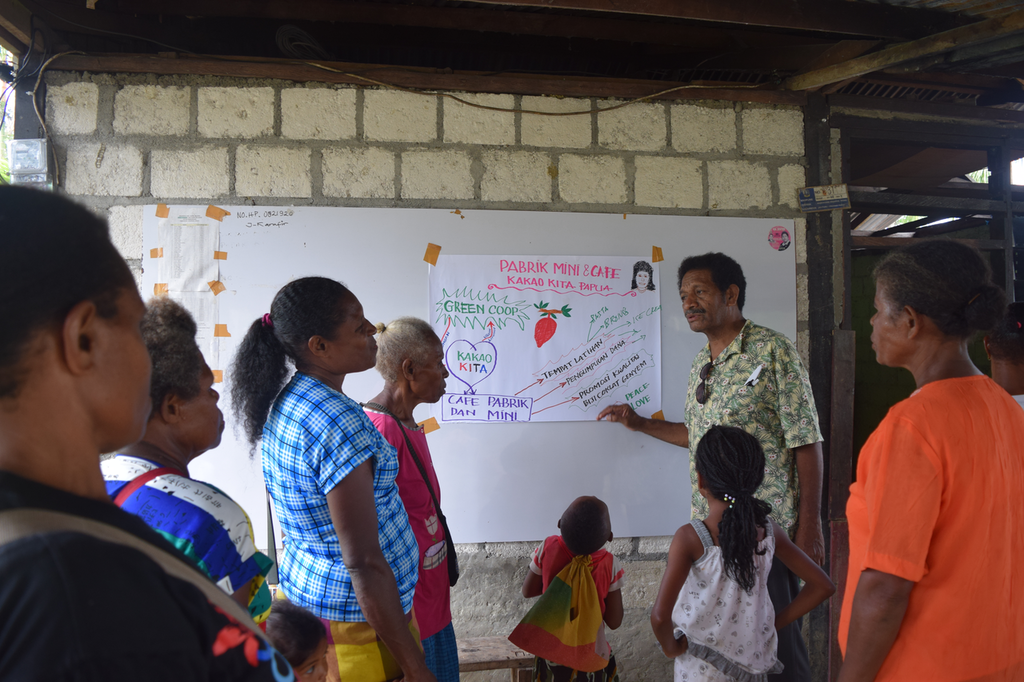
[142,207,796,543]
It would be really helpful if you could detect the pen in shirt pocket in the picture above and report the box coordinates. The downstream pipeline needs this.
[744,364,764,386]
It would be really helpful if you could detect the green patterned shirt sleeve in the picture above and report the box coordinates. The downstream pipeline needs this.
[770,333,823,450]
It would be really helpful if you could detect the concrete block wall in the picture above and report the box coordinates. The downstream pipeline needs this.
[45,71,812,681]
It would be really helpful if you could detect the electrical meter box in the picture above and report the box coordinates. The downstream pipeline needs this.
[7,139,53,190]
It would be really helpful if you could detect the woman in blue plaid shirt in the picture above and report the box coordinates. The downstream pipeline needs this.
[231,277,434,682]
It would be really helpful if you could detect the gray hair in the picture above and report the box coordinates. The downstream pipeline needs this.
[375,317,440,384]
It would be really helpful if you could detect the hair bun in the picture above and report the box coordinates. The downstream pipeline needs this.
[963,283,1005,333]
[1007,302,1024,332]
[374,322,386,335]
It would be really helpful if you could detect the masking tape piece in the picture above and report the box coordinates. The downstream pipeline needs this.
[214,324,231,338]
[149,247,164,258]
[154,283,169,296]
[214,251,228,260]
[424,243,442,266]
[206,205,230,221]
[211,370,224,384]
[652,246,664,263]
[208,280,226,295]
[419,417,440,434]
[623,213,627,219]
[155,204,169,218]
[651,410,665,421]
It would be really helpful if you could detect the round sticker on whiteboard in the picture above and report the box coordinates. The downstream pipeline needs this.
[768,226,791,252]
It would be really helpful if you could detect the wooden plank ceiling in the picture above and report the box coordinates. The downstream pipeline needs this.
[1,0,1021,106]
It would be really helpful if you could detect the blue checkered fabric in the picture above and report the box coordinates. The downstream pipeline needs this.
[263,372,418,622]
[422,622,460,682]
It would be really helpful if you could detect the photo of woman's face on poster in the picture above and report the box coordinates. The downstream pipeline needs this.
[631,260,656,292]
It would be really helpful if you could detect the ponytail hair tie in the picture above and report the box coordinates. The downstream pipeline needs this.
[374,322,386,335]
[967,293,981,306]
[262,313,274,329]
[722,493,735,508]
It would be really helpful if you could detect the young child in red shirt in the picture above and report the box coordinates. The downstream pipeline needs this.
[513,496,625,682]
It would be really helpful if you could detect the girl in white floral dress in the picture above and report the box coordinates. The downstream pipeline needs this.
[651,426,834,681]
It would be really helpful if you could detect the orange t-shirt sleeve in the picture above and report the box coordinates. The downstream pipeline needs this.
[859,415,943,582]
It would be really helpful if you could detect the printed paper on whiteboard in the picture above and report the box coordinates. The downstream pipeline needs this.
[430,254,662,423]
[157,209,220,291]
[169,290,219,370]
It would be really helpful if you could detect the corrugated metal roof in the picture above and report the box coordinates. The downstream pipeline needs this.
[853,0,1021,20]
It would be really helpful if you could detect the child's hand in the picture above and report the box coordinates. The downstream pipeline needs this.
[662,633,688,659]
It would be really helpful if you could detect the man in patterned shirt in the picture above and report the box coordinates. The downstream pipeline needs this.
[598,252,823,682]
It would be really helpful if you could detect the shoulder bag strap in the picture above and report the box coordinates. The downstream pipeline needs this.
[112,466,181,507]
[265,491,279,584]
[363,402,443,515]
[364,402,459,586]
[0,507,268,640]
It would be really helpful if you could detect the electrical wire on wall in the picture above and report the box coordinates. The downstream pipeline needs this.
[30,51,84,187]
[6,5,769,187]
[1,17,52,145]
[26,4,766,124]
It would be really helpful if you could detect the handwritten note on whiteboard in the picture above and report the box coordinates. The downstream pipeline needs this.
[429,254,662,423]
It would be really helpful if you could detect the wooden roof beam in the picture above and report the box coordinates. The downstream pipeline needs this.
[459,0,969,40]
[48,52,806,104]
[99,0,825,50]
[784,10,1024,91]
[0,0,32,53]
[852,236,1004,250]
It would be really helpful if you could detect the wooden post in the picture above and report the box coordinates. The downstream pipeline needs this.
[803,91,839,681]
[988,143,1017,301]
[828,330,856,681]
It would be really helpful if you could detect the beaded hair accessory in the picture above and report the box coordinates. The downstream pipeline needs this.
[722,493,735,508]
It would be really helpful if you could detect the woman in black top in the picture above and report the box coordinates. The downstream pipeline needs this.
[0,186,292,681]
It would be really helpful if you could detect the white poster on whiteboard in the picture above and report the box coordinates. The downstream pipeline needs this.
[429,254,661,423]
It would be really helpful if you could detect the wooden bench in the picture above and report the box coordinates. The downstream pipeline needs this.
[458,636,535,681]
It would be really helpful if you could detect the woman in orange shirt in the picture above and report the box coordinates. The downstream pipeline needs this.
[838,240,1024,682]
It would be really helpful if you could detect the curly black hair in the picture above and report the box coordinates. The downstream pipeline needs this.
[265,600,326,670]
[141,297,203,418]
[695,426,772,593]
[559,496,611,556]
[677,252,746,311]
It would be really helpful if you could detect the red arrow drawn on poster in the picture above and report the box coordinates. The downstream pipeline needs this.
[533,397,580,414]
[481,321,495,342]
[534,381,567,403]
[441,318,452,344]
[515,378,543,395]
